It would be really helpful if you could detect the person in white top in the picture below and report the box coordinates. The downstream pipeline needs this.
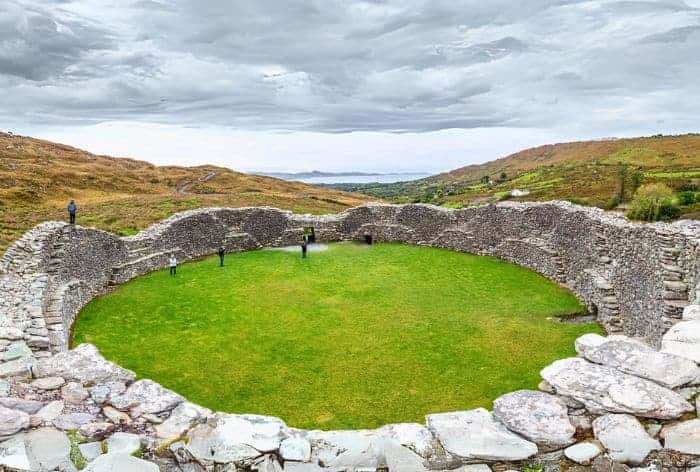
[169,255,177,276]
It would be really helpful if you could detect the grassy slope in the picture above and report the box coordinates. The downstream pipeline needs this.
[0,132,373,253]
[338,134,700,213]
[73,243,600,430]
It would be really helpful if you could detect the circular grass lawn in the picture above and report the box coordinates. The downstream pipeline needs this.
[73,242,602,430]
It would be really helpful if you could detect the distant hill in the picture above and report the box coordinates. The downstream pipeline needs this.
[335,134,700,217]
[0,132,373,253]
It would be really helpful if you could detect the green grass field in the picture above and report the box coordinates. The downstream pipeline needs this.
[73,243,601,430]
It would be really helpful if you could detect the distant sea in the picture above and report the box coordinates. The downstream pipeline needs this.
[295,173,429,184]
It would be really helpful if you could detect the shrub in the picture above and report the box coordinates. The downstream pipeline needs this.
[628,183,680,221]
[678,191,696,205]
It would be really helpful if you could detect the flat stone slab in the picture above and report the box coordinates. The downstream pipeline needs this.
[52,412,95,430]
[154,401,211,442]
[0,435,31,470]
[31,376,65,391]
[279,437,312,462]
[493,389,575,451]
[24,427,71,471]
[661,320,700,363]
[426,408,537,461]
[541,357,693,419]
[105,432,141,455]
[110,379,184,416]
[0,397,43,414]
[660,418,700,455]
[186,413,287,464]
[35,344,135,384]
[581,336,700,388]
[0,405,30,437]
[564,441,602,465]
[84,452,159,472]
[593,414,660,465]
[683,304,700,321]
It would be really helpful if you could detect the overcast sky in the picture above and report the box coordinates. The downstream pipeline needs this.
[2,0,699,173]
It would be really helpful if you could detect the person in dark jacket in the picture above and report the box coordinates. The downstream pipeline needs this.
[67,200,77,224]
[301,239,308,258]
[218,246,225,267]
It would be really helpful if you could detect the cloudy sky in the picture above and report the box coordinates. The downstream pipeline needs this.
[1,0,699,173]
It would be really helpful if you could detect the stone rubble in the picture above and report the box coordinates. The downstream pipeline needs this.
[0,203,699,471]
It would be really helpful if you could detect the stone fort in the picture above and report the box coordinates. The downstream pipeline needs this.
[0,201,699,471]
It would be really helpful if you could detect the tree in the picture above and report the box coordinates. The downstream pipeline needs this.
[627,183,680,221]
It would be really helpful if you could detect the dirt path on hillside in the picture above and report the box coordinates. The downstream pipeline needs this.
[175,171,218,194]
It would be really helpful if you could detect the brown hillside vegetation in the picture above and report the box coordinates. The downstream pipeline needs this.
[0,132,373,253]
[345,134,700,217]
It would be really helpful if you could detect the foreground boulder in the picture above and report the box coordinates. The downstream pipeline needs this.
[34,344,135,384]
[109,379,184,417]
[426,408,537,461]
[541,357,693,419]
[492,390,575,451]
[592,414,660,465]
[581,336,699,388]
[660,418,700,455]
[185,413,287,464]
[84,452,158,471]
[0,405,30,437]
[661,320,700,363]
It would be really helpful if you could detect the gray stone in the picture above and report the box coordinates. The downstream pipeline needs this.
[279,437,311,462]
[426,408,537,461]
[52,412,95,430]
[0,405,30,437]
[575,333,607,356]
[564,441,601,465]
[660,418,700,455]
[0,397,43,414]
[3,341,32,362]
[376,422,441,460]
[105,432,141,455]
[186,413,287,464]
[24,427,71,471]
[683,304,700,321]
[78,441,104,462]
[0,435,31,471]
[84,452,158,472]
[661,320,700,363]
[109,379,184,416]
[492,389,575,451]
[89,381,126,405]
[541,357,693,419]
[592,414,660,465]
[35,343,135,385]
[0,357,34,378]
[582,336,700,388]
[61,381,89,404]
[79,422,116,441]
[154,401,210,443]
[0,379,8,396]
[31,376,65,390]
[35,400,64,423]
[102,405,131,425]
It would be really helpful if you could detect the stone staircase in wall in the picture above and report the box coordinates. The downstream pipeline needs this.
[27,225,76,354]
[657,231,691,329]
[109,242,180,286]
[587,223,624,334]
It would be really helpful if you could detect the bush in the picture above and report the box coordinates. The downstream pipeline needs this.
[628,184,680,221]
[678,191,696,205]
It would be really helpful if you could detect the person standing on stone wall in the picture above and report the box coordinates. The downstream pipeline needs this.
[169,254,177,276]
[218,246,225,267]
[67,200,77,224]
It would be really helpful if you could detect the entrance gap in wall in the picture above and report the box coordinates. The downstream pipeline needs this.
[303,227,316,243]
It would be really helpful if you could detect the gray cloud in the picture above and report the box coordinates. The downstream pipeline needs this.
[0,0,699,134]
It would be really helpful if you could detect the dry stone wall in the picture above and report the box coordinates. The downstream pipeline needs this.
[2,202,700,357]
[1,201,700,471]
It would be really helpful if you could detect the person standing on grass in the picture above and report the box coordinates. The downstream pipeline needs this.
[67,200,77,224]
[301,238,308,259]
[218,246,225,267]
[169,254,177,276]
